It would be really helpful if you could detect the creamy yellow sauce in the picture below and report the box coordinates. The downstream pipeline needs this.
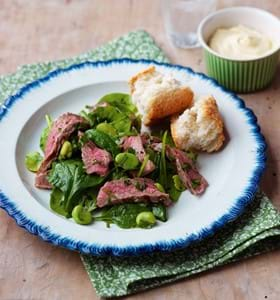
[209,25,276,60]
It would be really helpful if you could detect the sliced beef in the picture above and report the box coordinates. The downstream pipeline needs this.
[147,138,208,195]
[96,178,172,208]
[34,172,52,189]
[140,132,161,146]
[167,147,208,195]
[81,141,112,176]
[121,135,155,175]
[35,113,88,189]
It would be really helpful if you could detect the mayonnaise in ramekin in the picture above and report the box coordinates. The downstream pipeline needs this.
[209,24,277,60]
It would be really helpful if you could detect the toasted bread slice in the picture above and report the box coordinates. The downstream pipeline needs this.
[171,96,225,152]
[129,66,193,125]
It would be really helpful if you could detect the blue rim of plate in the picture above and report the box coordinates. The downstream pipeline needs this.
[0,58,266,256]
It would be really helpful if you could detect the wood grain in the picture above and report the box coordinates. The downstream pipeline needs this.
[0,0,280,299]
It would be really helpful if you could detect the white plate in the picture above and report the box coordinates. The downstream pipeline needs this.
[0,59,266,256]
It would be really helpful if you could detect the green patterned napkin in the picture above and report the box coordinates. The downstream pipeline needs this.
[0,30,167,101]
[82,192,280,297]
[1,30,279,298]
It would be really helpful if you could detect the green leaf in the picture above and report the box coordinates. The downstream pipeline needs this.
[110,168,128,180]
[80,110,93,126]
[137,154,150,177]
[186,150,198,162]
[25,151,43,172]
[83,129,120,157]
[39,114,53,152]
[89,105,135,137]
[40,127,50,152]
[48,160,104,213]
[151,204,167,222]
[98,93,137,114]
[95,203,151,229]
[96,122,117,137]
[50,188,70,217]
[149,150,161,181]
[146,147,157,163]
[111,116,135,137]
[167,184,182,202]
[132,114,142,133]
[84,196,97,212]
[91,105,123,124]
[86,93,140,137]
[165,131,175,147]
[69,134,81,156]
[191,179,201,189]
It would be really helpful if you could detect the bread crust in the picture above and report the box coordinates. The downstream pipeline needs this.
[201,97,224,152]
[170,114,181,147]
[171,96,225,152]
[145,87,193,125]
[129,66,156,94]
[129,66,194,125]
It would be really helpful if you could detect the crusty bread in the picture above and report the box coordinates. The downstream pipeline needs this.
[171,96,225,153]
[129,66,193,126]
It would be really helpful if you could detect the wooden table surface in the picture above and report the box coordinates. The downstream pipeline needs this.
[0,1,280,299]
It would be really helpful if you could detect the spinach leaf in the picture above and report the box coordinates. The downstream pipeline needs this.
[84,196,97,213]
[69,135,81,156]
[165,131,175,147]
[80,109,94,127]
[132,114,142,133]
[137,154,149,177]
[40,115,52,152]
[40,127,50,152]
[83,129,120,157]
[111,116,136,137]
[48,160,104,213]
[98,93,137,114]
[88,105,136,137]
[95,203,150,229]
[148,150,161,181]
[111,167,128,180]
[76,188,98,212]
[146,147,157,163]
[50,188,70,217]
[86,93,140,137]
[167,184,182,202]
[151,204,167,222]
[91,105,123,124]
[96,122,117,137]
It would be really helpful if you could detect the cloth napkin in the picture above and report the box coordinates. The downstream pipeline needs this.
[1,30,280,298]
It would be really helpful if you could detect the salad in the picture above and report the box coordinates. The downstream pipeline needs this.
[25,93,207,229]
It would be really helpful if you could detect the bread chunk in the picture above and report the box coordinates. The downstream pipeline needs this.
[171,96,225,152]
[129,66,193,125]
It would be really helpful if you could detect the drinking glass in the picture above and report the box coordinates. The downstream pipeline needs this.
[161,0,217,48]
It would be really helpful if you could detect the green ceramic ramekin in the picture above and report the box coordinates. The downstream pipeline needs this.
[198,7,280,93]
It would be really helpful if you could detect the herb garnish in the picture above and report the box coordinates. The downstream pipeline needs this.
[191,179,201,189]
